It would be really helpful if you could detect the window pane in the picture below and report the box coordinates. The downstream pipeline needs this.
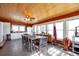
[12,25,18,32]
[55,22,63,30]
[47,24,53,31]
[68,31,75,40]
[57,31,63,40]
[38,26,41,34]
[33,25,37,34]
[35,26,37,34]
[41,25,46,33]
[67,19,79,41]
[12,25,25,32]
[47,24,53,35]
[27,27,32,34]
[67,19,79,30]
[19,26,25,31]
[55,22,63,39]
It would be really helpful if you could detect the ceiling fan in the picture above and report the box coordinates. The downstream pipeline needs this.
[24,16,35,22]
[23,11,36,22]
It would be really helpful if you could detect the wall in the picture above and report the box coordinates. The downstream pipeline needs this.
[0,22,3,42]
[0,22,10,43]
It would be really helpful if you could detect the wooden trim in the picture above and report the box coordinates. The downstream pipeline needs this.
[33,10,79,25]
[0,16,33,26]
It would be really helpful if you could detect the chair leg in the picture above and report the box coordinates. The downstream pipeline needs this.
[38,48,42,56]
[46,44,48,50]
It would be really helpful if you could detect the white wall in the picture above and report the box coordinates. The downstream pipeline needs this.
[3,23,10,35]
[3,22,10,40]
[0,22,3,42]
[0,22,10,42]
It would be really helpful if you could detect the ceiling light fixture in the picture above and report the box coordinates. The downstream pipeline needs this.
[24,16,35,21]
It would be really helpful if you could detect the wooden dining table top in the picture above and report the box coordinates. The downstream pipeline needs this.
[22,34,47,40]
[29,36,47,40]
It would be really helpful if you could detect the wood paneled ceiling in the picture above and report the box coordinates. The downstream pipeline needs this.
[0,3,79,26]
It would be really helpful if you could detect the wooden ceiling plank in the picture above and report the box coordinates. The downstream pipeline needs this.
[33,10,79,25]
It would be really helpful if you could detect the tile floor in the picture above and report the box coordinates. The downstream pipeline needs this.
[0,39,78,56]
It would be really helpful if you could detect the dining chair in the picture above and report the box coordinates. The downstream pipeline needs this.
[63,37,72,51]
[33,37,48,55]
[22,35,30,51]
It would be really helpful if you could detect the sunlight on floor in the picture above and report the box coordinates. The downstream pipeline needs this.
[52,50,61,56]
[31,51,44,56]
[48,49,57,55]
[30,46,78,56]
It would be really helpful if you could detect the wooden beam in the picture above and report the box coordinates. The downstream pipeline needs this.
[0,16,10,22]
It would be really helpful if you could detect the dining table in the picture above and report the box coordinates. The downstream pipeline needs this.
[29,35,47,52]
[22,34,48,52]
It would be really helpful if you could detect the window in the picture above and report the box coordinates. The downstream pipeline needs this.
[33,25,38,34]
[68,19,79,30]
[12,25,18,32]
[12,25,25,32]
[27,27,32,34]
[41,25,46,33]
[19,26,25,31]
[47,24,53,35]
[37,25,41,34]
[67,19,79,40]
[55,22,63,40]
[33,24,47,34]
